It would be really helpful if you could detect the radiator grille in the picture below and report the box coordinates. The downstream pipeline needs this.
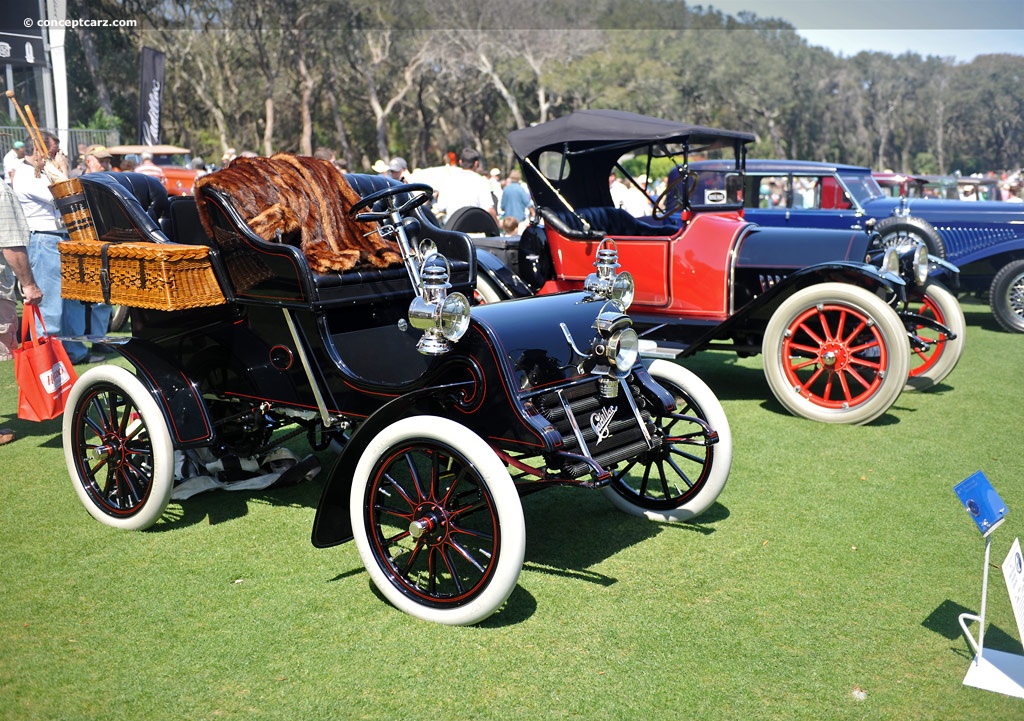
[537,380,655,479]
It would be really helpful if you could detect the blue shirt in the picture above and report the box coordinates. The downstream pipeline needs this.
[499,182,533,222]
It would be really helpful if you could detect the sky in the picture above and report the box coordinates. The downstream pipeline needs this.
[708,0,1024,62]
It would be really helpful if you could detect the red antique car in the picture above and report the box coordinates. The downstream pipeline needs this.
[473,110,962,425]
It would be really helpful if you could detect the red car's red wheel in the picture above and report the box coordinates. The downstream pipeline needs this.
[904,282,964,390]
[763,283,910,424]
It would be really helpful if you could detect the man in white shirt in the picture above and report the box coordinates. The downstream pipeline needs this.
[432,148,497,222]
[13,133,108,363]
[3,141,25,186]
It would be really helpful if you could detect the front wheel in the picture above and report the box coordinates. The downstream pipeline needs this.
[62,365,175,530]
[989,259,1024,333]
[350,416,525,625]
[602,360,732,521]
[904,281,965,390]
[762,283,910,425]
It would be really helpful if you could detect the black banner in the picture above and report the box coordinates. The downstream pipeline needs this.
[0,0,46,67]
[138,46,164,144]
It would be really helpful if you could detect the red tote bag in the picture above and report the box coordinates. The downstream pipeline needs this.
[13,305,79,421]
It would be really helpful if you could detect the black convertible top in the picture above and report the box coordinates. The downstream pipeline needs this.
[508,109,754,159]
[507,110,753,210]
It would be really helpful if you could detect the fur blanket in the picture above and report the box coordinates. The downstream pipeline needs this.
[195,154,402,273]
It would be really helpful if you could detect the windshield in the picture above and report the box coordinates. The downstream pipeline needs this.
[837,171,885,205]
[689,169,744,210]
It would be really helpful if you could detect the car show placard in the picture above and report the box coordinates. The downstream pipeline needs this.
[1002,538,1024,655]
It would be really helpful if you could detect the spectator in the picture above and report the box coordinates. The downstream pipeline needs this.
[3,141,25,186]
[500,215,520,236]
[433,147,497,221]
[83,145,113,174]
[488,167,503,208]
[372,159,389,174]
[387,157,408,182]
[499,169,533,223]
[0,179,42,362]
[609,172,649,216]
[135,152,166,182]
[0,176,40,446]
[220,148,237,167]
[13,132,107,365]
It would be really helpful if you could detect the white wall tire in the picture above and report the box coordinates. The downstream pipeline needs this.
[904,281,965,390]
[473,274,503,304]
[602,360,732,522]
[349,416,525,625]
[62,365,175,530]
[762,283,910,425]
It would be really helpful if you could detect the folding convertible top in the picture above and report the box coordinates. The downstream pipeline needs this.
[507,109,755,159]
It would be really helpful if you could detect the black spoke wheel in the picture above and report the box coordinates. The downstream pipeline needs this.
[990,259,1024,333]
[603,361,731,521]
[350,416,524,625]
[63,365,174,530]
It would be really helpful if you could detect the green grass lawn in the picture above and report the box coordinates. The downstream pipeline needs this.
[1,296,1022,720]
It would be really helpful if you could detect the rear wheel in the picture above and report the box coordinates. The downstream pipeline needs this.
[989,259,1024,333]
[350,416,525,625]
[602,360,731,521]
[904,281,965,390]
[473,274,503,304]
[62,365,174,530]
[762,283,910,425]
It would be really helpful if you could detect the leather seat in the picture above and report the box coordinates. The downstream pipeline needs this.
[540,206,674,238]
[77,171,172,243]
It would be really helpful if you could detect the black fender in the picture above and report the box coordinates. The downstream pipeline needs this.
[475,247,533,299]
[926,255,960,290]
[676,261,906,356]
[108,338,215,448]
[746,261,906,316]
[310,383,469,549]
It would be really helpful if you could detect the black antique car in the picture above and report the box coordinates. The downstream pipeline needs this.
[473,110,962,425]
[55,158,731,625]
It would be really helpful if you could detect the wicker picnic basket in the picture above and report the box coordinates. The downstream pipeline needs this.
[52,177,227,310]
[59,240,227,310]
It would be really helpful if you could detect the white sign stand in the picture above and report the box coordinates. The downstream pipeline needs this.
[959,537,1024,698]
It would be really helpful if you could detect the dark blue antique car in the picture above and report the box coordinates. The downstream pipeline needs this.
[690,159,1024,333]
[54,158,731,625]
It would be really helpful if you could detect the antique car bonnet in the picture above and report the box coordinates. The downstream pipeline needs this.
[508,109,754,209]
[470,292,636,393]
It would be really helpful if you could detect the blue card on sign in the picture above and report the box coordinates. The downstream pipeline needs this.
[954,471,1008,537]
